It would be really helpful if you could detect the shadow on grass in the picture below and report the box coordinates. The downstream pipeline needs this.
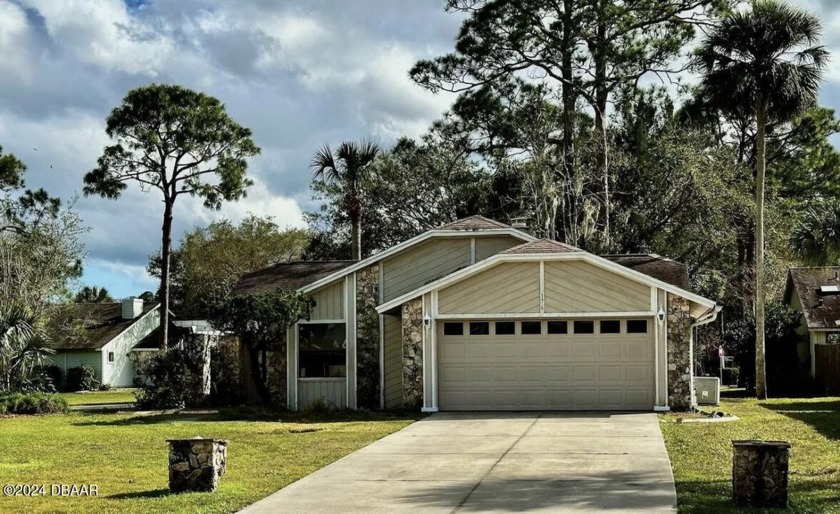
[674,477,840,513]
[71,406,423,427]
[107,488,170,499]
[760,399,840,441]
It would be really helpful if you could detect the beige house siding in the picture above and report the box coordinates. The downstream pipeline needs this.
[543,261,650,312]
[382,238,472,302]
[474,236,523,261]
[310,281,344,320]
[298,379,347,409]
[382,314,402,408]
[439,262,541,314]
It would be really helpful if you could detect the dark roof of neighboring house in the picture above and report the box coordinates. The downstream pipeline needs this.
[785,267,840,330]
[438,215,511,231]
[233,260,356,294]
[48,302,159,350]
[601,254,690,290]
[501,239,582,255]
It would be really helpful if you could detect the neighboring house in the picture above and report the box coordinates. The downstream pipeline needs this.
[785,267,840,379]
[48,298,160,388]
[235,216,720,412]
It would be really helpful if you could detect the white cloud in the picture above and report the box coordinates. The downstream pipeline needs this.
[0,1,36,80]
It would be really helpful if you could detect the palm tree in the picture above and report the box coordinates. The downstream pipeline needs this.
[73,286,113,303]
[696,0,827,399]
[792,201,840,265]
[0,307,53,392]
[311,141,380,261]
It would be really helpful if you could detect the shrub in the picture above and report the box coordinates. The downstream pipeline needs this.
[15,366,59,393]
[65,365,100,392]
[0,392,69,415]
[135,347,190,409]
[41,365,63,390]
[98,383,111,391]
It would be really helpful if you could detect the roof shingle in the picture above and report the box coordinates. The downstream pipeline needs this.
[48,302,159,350]
[601,254,690,290]
[438,215,511,231]
[786,267,840,329]
[233,261,355,294]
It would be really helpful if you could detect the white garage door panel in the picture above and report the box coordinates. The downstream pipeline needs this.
[438,322,654,411]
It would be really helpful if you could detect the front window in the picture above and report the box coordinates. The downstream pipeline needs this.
[299,323,346,378]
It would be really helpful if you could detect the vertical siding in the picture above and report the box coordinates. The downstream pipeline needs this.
[439,262,541,314]
[543,261,650,312]
[49,351,103,389]
[383,314,403,408]
[382,238,472,302]
[474,236,523,261]
[310,281,345,320]
[101,307,160,387]
[298,379,347,409]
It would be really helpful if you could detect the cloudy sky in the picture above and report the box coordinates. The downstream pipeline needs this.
[1,0,839,299]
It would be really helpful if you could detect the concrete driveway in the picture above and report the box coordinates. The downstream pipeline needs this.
[240,412,676,513]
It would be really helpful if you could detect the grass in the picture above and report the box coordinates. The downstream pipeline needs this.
[0,407,415,513]
[57,389,138,406]
[660,397,840,513]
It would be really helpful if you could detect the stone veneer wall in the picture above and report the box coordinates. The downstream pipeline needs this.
[356,265,381,409]
[168,438,227,493]
[401,298,423,410]
[667,294,693,410]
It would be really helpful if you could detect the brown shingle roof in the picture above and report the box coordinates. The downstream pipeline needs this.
[48,302,159,350]
[785,267,840,329]
[438,215,511,231]
[601,254,690,290]
[500,239,582,254]
[233,261,355,294]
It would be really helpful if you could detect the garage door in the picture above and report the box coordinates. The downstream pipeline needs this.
[438,319,654,410]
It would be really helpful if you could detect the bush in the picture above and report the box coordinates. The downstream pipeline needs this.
[134,347,190,409]
[98,383,111,391]
[0,392,69,415]
[15,366,59,393]
[65,365,100,392]
[722,367,739,387]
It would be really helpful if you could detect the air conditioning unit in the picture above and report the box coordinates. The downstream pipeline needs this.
[694,377,720,405]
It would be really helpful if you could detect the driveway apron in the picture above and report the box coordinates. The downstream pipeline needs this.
[239,412,676,513]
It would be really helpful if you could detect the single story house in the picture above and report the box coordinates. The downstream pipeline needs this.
[47,298,160,388]
[785,267,840,380]
[235,216,720,412]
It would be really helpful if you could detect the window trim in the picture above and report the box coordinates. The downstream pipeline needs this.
[107,351,115,363]
[298,322,348,379]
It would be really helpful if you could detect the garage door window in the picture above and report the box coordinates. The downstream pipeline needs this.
[546,321,567,334]
[469,322,490,335]
[444,322,464,336]
[521,321,542,335]
[299,323,346,378]
[574,320,595,334]
[495,322,515,335]
[600,320,621,334]
[627,320,648,333]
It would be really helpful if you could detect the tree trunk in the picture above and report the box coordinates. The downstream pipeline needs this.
[593,1,610,249]
[350,202,362,261]
[755,101,768,400]
[247,342,271,404]
[159,200,173,349]
[561,0,577,233]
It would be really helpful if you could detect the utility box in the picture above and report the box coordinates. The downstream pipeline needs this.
[694,376,720,405]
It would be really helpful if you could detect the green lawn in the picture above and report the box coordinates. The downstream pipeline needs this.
[661,397,840,513]
[0,408,415,514]
[57,389,138,406]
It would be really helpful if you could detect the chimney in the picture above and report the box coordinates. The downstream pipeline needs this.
[122,297,143,319]
[510,216,531,234]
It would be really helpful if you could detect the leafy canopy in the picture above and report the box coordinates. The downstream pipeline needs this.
[83,83,260,208]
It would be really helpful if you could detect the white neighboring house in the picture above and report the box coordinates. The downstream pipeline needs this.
[48,298,161,388]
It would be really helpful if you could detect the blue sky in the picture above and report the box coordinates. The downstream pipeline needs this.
[0,0,838,298]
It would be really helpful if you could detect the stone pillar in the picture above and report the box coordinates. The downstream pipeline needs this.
[356,265,381,409]
[168,438,228,493]
[402,298,423,410]
[733,440,791,508]
[667,294,693,410]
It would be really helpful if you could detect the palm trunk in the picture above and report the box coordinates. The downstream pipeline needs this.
[159,201,173,349]
[350,209,361,261]
[755,101,767,400]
